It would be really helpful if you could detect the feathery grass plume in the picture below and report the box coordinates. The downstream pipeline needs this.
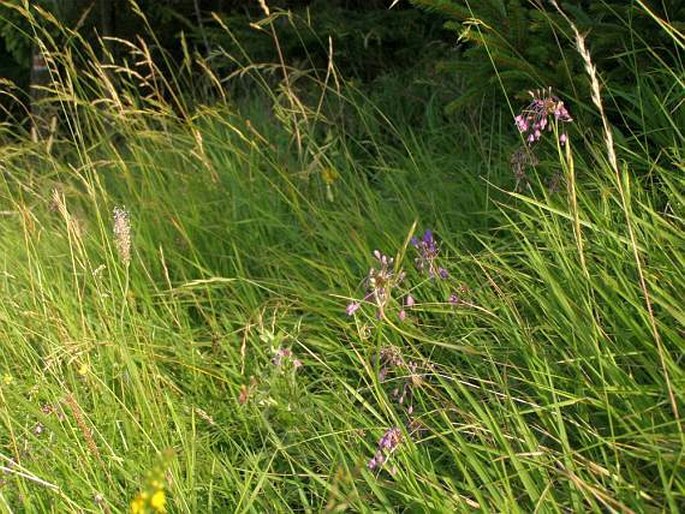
[113,206,131,267]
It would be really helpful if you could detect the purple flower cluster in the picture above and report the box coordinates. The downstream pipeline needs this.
[392,360,420,415]
[364,347,432,475]
[510,146,539,192]
[346,250,405,319]
[272,348,302,370]
[368,427,402,471]
[411,229,448,279]
[343,232,476,478]
[514,88,572,146]
[377,345,429,420]
[345,301,360,316]
[346,230,467,322]
[449,284,469,306]
[378,346,404,381]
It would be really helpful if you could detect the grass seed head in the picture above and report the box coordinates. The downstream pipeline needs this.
[113,206,131,267]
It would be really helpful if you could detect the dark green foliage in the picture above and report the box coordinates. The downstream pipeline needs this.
[410,0,684,107]
[199,0,448,82]
[0,0,90,67]
[0,0,450,125]
[411,0,559,107]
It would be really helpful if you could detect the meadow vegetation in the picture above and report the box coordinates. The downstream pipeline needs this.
[0,1,683,512]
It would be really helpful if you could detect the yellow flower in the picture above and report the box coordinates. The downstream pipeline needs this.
[150,489,166,512]
[2,374,12,386]
[130,495,145,514]
[321,167,339,185]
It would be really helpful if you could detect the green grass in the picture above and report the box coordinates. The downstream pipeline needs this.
[1,5,684,513]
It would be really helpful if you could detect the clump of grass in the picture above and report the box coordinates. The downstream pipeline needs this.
[0,2,683,512]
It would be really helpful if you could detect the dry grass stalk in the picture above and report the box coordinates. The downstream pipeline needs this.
[64,393,104,467]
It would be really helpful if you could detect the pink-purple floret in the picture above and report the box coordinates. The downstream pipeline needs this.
[515,88,573,146]
[368,426,402,470]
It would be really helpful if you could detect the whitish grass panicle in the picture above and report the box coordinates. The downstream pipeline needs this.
[113,205,131,267]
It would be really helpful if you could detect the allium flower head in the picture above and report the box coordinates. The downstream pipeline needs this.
[367,250,404,317]
[368,427,402,471]
[346,250,404,319]
[378,345,403,381]
[272,347,292,367]
[272,347,302,370]
[411,229,447,279]
[346,302,361,316]
[379,427,402,450]
[515,87,573,146]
